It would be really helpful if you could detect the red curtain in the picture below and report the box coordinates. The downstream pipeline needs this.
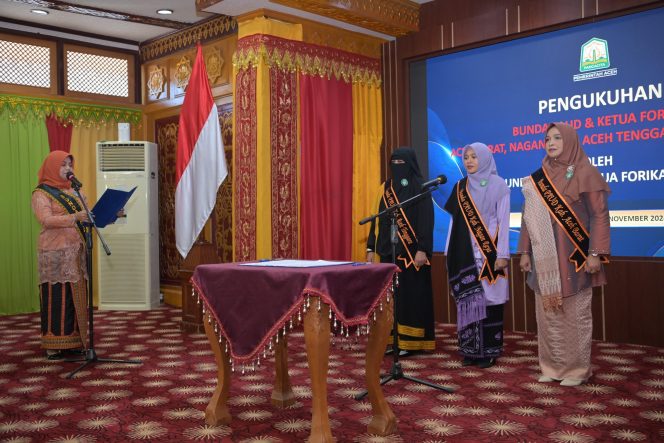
[299,75,353,260]
[45,113,73,152]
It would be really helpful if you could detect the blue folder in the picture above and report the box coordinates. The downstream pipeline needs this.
[92,187,136,228]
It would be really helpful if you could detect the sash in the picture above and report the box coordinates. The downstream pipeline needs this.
[529,168,608,272]
[383,182,430,270]
[35,184,86,241]
[456,178,505,284]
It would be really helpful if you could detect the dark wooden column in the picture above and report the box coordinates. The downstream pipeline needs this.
[179,241,219,333]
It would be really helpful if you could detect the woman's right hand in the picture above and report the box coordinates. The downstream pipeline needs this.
[520,254,532,273]
[74,211,89,222]
[366,251,375,263]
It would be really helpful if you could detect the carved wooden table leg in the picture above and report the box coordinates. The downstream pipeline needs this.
[303,299,335,443]
[272,335,296,408]
[203,318,232,425]
[365,298,397,435]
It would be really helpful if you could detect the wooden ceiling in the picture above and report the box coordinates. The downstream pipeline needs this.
[199,0,423,37]
[0,0,427,48]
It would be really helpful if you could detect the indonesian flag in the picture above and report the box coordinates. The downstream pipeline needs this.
[175,43,227,258]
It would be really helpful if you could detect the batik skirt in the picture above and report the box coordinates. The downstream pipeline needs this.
[39,281,87,350]
[458,303,504,359]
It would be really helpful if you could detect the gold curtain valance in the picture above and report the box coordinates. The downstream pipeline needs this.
[233,34,381,87]
[0,95,142,126]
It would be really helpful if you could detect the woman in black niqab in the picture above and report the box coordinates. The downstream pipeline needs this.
[366,146,436,354]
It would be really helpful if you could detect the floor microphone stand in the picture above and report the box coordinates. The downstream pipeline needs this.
[65,182,141,379]
[355,184,454,400]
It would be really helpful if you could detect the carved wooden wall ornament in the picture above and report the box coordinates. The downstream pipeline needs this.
[174,56,192,90]
[147,65,166,99]
[140,15,237,63]
[205,47,224,84]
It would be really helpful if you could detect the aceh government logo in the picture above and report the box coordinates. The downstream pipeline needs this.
[573,37,617,82]
[579,37,610,72]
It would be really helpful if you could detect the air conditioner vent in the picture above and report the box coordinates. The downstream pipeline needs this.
[98,142,146,171]
[98,234,147,304]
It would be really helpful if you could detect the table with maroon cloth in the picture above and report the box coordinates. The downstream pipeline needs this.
[191,261,400,442]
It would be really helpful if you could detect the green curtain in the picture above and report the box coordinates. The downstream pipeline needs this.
[0,113,49,314]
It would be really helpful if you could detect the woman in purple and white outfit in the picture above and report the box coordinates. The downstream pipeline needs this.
[444,142,510,368]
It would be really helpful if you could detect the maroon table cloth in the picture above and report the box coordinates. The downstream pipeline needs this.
[191,262,398,365]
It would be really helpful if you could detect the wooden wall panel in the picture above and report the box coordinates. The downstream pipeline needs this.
[155,115,181,285]
[213,103,234,264]
[385,0,664,346]
[517,0,582,32]
[598,0,662,15]
[451,8,509,48]
[420,0,513,33]
[396,24,444,60]
[508,257,529,332]
[381,40,398,178]
[604,259,664,346]
[430,254,450,324]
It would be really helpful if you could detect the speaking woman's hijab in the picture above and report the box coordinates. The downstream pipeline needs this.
[38,150,73,190]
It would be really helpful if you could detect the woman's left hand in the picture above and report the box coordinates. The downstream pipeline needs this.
[585,255,601,274]
[494,258,509,271]
[414,250,428,267]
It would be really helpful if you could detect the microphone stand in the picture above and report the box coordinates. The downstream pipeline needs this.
[355,183,453,400]
[65,181,142,379]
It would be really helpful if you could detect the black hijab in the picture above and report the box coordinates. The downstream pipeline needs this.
[390,146,424,201]
[368,146,433,258]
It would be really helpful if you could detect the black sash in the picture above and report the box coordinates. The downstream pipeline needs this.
[529,168,608,271]
[383,182,430,270]
[456,178,505,284]
[35,184,86,241]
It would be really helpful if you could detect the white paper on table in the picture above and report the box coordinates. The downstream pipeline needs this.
[239,259,353,268]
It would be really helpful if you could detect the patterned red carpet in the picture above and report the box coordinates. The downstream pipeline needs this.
[1,306,663,442]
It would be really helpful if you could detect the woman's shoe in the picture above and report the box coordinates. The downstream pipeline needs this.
[46,348,83,360]
[462,357,475,366]
[477,358,495,369]
[46,350,65,360]
[538,375,557,382]
[560,378,584,386]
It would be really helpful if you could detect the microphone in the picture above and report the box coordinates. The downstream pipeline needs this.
[65,171,83,189]
[421,174,447,189]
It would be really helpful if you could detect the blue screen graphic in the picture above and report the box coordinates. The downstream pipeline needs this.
[426,8,664,257]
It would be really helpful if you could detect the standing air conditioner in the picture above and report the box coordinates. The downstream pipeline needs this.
[96,141,159,310]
